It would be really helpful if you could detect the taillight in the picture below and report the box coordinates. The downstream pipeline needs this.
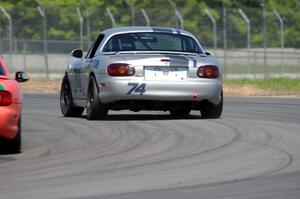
[107,63,135,76]
[197,65,219,78]
[0,91,12,106]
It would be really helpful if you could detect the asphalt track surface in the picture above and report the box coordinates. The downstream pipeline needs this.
[1,94,300,199]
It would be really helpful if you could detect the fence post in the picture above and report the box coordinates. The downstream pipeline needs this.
[22,41,27,71]
[0,7,13,69]
[272,9,284,49]
[204,8,217,50]
[167,0,184,29]
[238,8,251,49]
[141,8,150,26]
[85,10,91,48]
[175,10,184,29]
[76,8,83,49]
[37,6,49,80]
[81,0,91,48]
[296,53,300,79]
[223,6,228,79]
[125,0,135,26]
[106,8,116,27]
[254,51,257,79]
[262,1,267,79]
[273,9,284,75]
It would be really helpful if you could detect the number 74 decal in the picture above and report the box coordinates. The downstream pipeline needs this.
[127,83,146,95]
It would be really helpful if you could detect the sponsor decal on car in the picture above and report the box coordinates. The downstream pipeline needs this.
[91,59,100,69]
[0,84,5,91]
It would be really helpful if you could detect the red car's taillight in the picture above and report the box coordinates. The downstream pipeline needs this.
[197,65,219,78]
[0,90,12,106]
[107,63,135,76]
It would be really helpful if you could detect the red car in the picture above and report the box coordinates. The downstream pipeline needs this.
[0,56,29,153]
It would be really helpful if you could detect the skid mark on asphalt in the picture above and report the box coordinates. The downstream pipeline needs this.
[1,95,300,199]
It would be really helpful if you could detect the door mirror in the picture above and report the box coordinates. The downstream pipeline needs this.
[15,71,29,83]
[71,49,83,58]
[205,51,213,56]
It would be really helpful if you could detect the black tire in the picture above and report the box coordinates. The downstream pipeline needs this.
[201,93,223,119]
[9,118,21,153]
[60,76,84,117]
[170,108,191,117]
[86,76,108,120]
[0,118,21,154]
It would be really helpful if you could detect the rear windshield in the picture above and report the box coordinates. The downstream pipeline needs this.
[0,62,6,75]
[103,32,203,54]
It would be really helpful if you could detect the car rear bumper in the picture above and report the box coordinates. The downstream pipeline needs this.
[0,105,20,140]
[98,77,222,105]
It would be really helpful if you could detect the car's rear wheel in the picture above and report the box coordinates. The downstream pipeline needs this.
[201,92,223,119]
[86,76,108,120]
[170,108,191,117]
[60,76,84,117]
[0,118,21,154]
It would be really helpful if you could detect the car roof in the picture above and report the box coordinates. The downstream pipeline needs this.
[101,26,194,37]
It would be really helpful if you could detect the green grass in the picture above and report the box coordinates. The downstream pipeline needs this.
[225,78,300,92]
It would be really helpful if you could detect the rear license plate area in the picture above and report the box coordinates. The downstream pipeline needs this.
[144,66,188,81]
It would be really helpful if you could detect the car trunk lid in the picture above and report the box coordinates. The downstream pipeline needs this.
[108,53,200,81]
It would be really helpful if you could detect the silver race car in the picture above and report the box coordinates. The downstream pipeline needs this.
[60,26,223,120]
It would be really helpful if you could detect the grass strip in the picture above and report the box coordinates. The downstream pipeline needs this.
[225,78,300,91]
[20,77,300,96]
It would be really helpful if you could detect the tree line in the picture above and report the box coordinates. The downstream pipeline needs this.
[0,0,299,49]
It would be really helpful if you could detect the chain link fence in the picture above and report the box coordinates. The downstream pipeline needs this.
[0,6,299,79]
